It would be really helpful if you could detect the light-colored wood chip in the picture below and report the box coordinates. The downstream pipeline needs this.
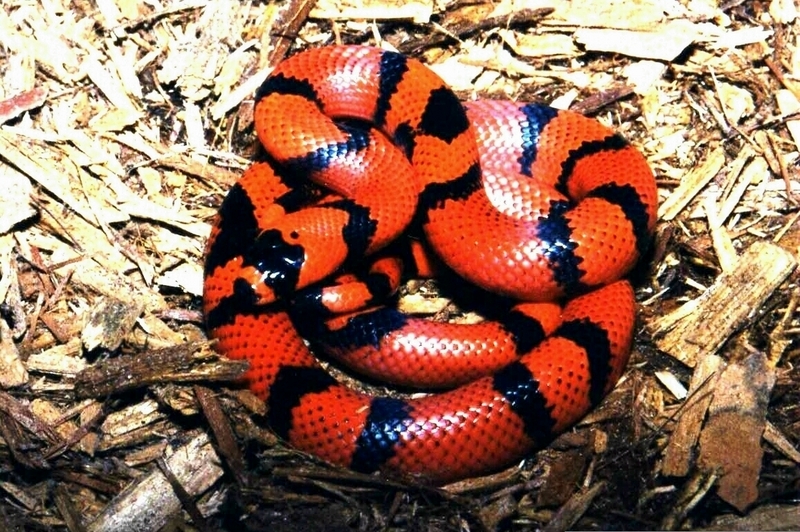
[653,241,797,367]
[574,21,701,61]
[26,338,86,376]
[86,432,224,532]
[311,0,434,23]
[81,296,145,352]
[99,399,166,445]
[658,147,727,221]
[498,30,580,59]
[0,163,35,234]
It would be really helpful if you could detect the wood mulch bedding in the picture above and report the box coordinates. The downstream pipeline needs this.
[0,0,798,530]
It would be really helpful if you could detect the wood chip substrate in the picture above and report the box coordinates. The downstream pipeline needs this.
[0,0,798,530]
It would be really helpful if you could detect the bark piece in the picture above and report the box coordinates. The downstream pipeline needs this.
[85,432,223,532]
[81,296,144,352]
[662,354,723,477]
[652,241,797,367]
[74,342,247,398]
[697,349,775,512]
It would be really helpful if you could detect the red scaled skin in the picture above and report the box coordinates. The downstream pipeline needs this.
[203,46,658,485]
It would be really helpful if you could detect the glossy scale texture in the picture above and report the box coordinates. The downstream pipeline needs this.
[203,46,658,484]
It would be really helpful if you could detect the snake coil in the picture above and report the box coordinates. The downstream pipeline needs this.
[203,46,658,484]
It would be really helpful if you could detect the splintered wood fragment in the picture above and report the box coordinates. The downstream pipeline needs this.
[26,338,85,377]
[81,296,144,352]
[570,84,636,114]
[477,492,518,531]
[82,54,141,130]
[397,7,554,56]
[703,195,737,273]
[0,390,63,446]
[776,89,800,149]
[266,0,320,66]
[662,355,722,477]
[0,131,98,227]
[0,390,65,469]
[97,400,167,452]
[0,162,35,233]
[74,342,248,398]
[1,480,39,513]
[653,369,688,400]
[85,432,223,532]
[0,318,28,389]
[660,470,718,530]
[53,483,84,532]
[658,147,726,221]
[764,421,800,463]
[39,398,103,459]
[155,455,210,530]
[702,503,800,531]
[498,28,579,59]
[0,234,27,344]
[698,347,775,512]
[310,0,434,23]
[769,287,798,366]
[443,465,522,494]
[195,385,246,484]
[574,22,697,61]
[652,241,797,367]
[34,196,129,274]
[156,152,243,187]
[542,481,606,532]
[715,149,761,225]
